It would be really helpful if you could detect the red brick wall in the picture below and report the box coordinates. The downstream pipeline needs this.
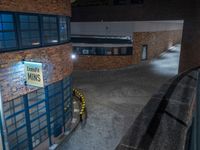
[179,20,200,72]
[0,0,72,102]
[0,0,71,16]
[74,30,182,71]
[0,44,73,102]
[74,55,135,70]
[133,30,183,64]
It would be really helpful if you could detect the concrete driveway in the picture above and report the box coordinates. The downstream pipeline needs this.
[59,44,181,150]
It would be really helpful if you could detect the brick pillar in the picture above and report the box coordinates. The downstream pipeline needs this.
[179,0,200,72]
[179,20,200,72]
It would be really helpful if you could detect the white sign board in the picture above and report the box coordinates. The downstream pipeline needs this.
[24,61,44,87]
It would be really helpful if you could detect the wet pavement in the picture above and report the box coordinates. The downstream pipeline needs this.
[59,44,181,150]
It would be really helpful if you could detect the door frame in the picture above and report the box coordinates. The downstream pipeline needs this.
[141,44,148,61]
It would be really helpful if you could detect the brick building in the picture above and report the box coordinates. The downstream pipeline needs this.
[71,0,200,72]
[0,0,73,150]
[71,21,183,70]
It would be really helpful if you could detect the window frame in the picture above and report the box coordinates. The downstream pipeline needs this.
[41,14,59,46]
[0,12,18,51]
[17,13,41,49]
[3,76,73,150]
[73,46,133,56]
[59,16,70,43]
[0,11,71,53]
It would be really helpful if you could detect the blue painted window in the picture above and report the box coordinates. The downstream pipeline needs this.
[47,81,64,136]
[42,16,58,45]
[59,16,69,42]
[63,77,73,123]
[19,14,41,48]
[73,46,133,56]
[0,12,70,53]
[0,14,17,51]
[4,97,28,150]
[27,89,48,148]
[3,76,73,150]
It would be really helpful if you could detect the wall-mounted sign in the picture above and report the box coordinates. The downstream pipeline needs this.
[24,61,44,87]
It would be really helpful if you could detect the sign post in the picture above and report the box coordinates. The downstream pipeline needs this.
[24,61,44,87]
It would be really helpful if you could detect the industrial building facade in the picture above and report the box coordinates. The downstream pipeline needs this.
[70,1,183,70]
[71,21,183,70]
[0,0,73,150]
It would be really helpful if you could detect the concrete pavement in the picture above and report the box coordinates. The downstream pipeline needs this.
[59,44,181,150]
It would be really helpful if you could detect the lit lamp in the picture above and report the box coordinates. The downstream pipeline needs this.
[71,54,77,60]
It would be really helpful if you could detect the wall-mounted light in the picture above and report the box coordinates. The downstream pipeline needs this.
[71,54,77,60]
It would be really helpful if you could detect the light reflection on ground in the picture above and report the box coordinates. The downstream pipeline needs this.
[150,45,180,76]
[59,44,181,150]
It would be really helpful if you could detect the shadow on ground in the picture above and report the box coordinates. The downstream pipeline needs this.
[59,44,181,150]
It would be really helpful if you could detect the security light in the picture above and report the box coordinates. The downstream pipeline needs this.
[71,54,77,59]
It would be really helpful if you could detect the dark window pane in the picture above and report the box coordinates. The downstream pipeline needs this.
[4,32,15,40]
[43,16,49,22]
[59,17,68,42]
[0,32,3,40]
[0,24,3,30]
[51,31,58,36]
[3,23,14,30]
[20,15,29,22]
[31,38,40,46]
[29,16,38,22]
[0,13,17,51]
[51,23,57,29]
[21,37,40,47]
[21,31,29,38]
[5,40,17,48]
[42,16,58,44]
[30,31,40,38]
[1,14,13,22]
[21,39,30,46]
[43,23,50,29]
[120,47,127,55]
[106,48,112,55]
[113,48,119,55]
[49,17,57,23]
[96,47,106,55]
[20,23,29,30]
[19,14,40,48]
[127,47,133,55]
[0,41,5,48]
[30,23,39,30]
